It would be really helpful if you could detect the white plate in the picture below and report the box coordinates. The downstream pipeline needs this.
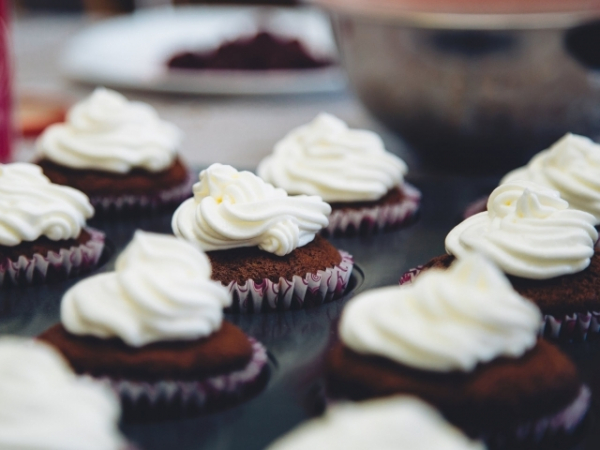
[61,6,345,95]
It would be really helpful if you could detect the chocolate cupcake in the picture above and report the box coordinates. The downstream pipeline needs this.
[257,113,420,236]
[35,88,193,215]
[0,162,105,286]
[0,337,131,450]
[414,181,600,341]
[266,397,485,450]
[39,231,269,417]
[172,163,354,313]
[329,254,590,448]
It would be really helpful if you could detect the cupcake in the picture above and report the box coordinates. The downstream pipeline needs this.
[465,133,600,225]
[172,163,354,313]
[257,113,420,236]
[414,181,600,341]
[38,231,269,417]
[329,254,590,447]
[0,162,105,287]
[0,336,130,450]
[266,396,485,450]
[35,88,193,215]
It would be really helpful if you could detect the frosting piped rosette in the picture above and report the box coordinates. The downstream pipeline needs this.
[62,231,231,347]
[0,337,127,450]
[340,253,541,372]
[267,397,485,450]
[446,180,598,279]
[36,88,182,174]
[172,163,331,256]
[502,133,600,224]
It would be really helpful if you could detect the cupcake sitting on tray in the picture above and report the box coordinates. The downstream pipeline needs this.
[330,253,590,448]
[35,87,194,215]
[405,180,600,341]
[39,231,269,418]
[172,163,354,313]
[0,162,105,287]
[257,113,420,236]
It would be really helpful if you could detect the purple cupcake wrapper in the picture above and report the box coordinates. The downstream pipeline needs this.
[399,266,600,342]
[96,338,268,411]
[226,250,354,313]
[0,227,105,287]
[90,171,195,214]
[323,183,421,236]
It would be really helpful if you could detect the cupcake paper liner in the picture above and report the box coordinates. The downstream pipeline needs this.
[100,338,268,415]
[399,266,600,342]
[90,171,195,215]
[323,183,421,237]
[463,196,488,220]
[0,227,105,287]
[226,250,354,313]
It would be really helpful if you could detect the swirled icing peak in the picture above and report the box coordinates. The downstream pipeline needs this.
[340,253,541,372]
[0,337,126,450]
[0,163,94,246]
[172,163,331,256]
[62,231,231,347]
[36,87,182,173]
[502,133,600,224]
[267,397,485,450]
[446,180,598,279]
[257,113,408,202]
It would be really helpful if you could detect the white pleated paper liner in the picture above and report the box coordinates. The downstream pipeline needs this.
[226,250,354,313]
[323,183,421,237]
[400,266,600,342]
[99,338,269,420]
[90,171,195,215]
[0,227,106,287]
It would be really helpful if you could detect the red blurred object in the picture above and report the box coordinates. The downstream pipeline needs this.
[0,0,11,162]
[17,95,67,138]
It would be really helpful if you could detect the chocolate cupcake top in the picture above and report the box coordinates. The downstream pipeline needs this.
[446,181,598,279]
[36,87,182,174]
[501,133,600,224]
[0,163,94,246]
[62,231,231,347]
[257,113,407,202]
[340,254,541,372]
[0,337,126,450]
[172,163,331,256]
[267,397,485,450]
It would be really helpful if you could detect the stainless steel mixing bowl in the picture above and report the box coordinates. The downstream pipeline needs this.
[312,1,600,173]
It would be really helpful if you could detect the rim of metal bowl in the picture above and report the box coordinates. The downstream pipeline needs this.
[309,0,600,30]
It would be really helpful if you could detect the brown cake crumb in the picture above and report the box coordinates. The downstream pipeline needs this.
[208,235,342,285]
[0,229,91,262]
[328,186,406,212]
[38,322,253,382]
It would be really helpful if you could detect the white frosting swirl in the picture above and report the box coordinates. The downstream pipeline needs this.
[0,163,94,246]
[172,163,331,256]
[502,133,600,224]
[446,181,598,279]
[267,397,485,450]
[0,337,126,450]
[257,113,408,202]
[340,253,542,372]
[62,231,231,347]
[36,87,182,173]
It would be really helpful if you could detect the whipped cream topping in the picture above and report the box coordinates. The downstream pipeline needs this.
[446,181,598,279]
[0,163,94,246]
[340,254,541,372]
[172,163,331,256]
[62,231,231,347]
[36,87,182,173]
[257,113,408,202]
[502,133,600,224]
[0,337,126,450]
[267,397,485,450]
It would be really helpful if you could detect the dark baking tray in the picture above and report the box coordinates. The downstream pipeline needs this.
[2,173,600,450]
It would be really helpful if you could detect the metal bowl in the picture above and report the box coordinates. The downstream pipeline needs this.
[312,0,600,173]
